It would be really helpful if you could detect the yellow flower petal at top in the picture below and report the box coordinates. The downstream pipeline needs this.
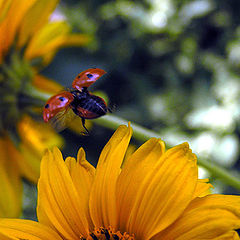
[17,0,59,47]
[0,0,37,61]
[24,21,69,59]
[0,124,240,239]
[24,21,90,65]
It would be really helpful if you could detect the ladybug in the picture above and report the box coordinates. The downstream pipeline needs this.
[43,68,110,133]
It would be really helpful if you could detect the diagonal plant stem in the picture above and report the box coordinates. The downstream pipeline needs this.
[94,114,240,191]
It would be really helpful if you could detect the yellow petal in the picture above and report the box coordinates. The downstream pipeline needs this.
[0,233,12,240]
[0,219,62,240]
[33,34,90,65]
[116,138,165,231]
[127,143,198,239]
[0,137,22,218]
[17,0,59,47]
[33,74,63,94]
[121,143,137,167]
[89,124,132,229]
[155,195,240,240]
[18,115,63,158]
[65,148,95,231]
[24,21,89,64]
[0,0,12,23]
[17,143,41,183]
[17,116,63,183]
[213,231,240,240]
[37,148,90,239]
[24,21,69,59]
[193,178,213,198]
[17,115,63,183]
[59,34,91,47]
[0,0,37,61]
[76,147,95,184]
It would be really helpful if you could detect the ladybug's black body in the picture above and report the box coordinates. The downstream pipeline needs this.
[70,89,107,119]
[69,88,109,133]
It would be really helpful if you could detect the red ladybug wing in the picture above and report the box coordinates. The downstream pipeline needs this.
[72,68,106,91]
[75,107,100,119]
[43,91,74,122]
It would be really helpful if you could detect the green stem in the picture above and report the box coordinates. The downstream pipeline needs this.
[94,114,160,141]
[24,86,52,102]
[94,114,240,191]
[199,158,240,191]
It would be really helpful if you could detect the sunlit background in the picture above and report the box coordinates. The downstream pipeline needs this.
[23,0,240,219]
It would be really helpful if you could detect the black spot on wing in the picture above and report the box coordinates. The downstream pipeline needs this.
[87,73,93,79]
[58,97,65,101]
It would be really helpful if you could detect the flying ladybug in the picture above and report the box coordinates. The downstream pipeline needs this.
[43,68,110,134]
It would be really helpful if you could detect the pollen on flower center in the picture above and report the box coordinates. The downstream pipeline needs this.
[81,227,135,240]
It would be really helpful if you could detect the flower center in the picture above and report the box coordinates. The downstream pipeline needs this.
[81,227,135,240]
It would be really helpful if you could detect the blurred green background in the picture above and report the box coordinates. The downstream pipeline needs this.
[24,0,240,219]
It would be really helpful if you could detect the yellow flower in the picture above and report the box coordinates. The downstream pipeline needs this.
[0,0,89,217]
[0,124,239,239]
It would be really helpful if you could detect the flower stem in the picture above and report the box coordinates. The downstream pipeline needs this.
[94,114,240,191]
[24,86,52,102]
[198,158,240,191]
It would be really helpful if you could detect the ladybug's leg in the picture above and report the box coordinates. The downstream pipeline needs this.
[81,118,89,135]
